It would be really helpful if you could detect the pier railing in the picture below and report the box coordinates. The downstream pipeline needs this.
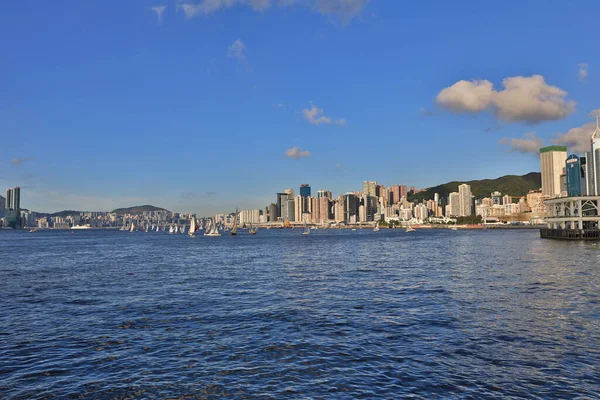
[540,228,600,240]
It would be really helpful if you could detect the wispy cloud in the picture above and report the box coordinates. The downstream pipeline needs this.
[176,0,368,22]
[285,147,311,159]
[436,75,575,124]
[550,109,600,153]
[10,157,34,167]
[152,5,167,24]
[302,104,345,125]
[578,63,588,82]
[499,131,544,154]
[419,108,436,117]
[273,103,285,108]
[227,38,246,61]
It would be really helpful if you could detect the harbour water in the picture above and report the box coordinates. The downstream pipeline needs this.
[1,229,599,398]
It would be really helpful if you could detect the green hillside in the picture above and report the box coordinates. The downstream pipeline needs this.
[111,205,168,215]
[409,172,541,203]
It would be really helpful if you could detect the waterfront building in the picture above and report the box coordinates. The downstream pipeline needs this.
[540,145,568,197]
[311,197,320,223]
[502,195,512,206]
[0,194,4,218]
[566,155,583,197]
[276,193,288,219]
[319,197,332,223]
[334,196,345,223]
[268,203,278,222]
[448,192,460,217]
[284,188,295,199]
[344,193,359,224]
[583,119,600,196]
[491,191,502,205]
[281,199,295,223]
[458,184,472,217]
[414,204,428,222]
[5,187,21,229]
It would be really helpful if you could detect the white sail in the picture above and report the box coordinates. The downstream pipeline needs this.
[130,223,135,232]
[189,217,196,236]
[204,217,221,236]
[169,225,174,234]
[303,221,310,235]
[156,225,159,232]
[374,222,380,232]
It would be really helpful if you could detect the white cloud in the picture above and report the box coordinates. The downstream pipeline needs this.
[285,147,311,159]
[579,63,588,82]
[313,0,370,23]
[151,5,167,24]
[550,109,600,153]
[499,131,544,154]
[436,75,575,124]
[227,38,246,61]
[176,0,367,21]
[302,104,345,125]
[10,157,34,167]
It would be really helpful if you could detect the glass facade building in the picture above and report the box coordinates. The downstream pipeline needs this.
[566,155,581,197]
[300,184,311,198]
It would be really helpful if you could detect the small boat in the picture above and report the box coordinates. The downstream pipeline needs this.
[169,225,175,234]
[130,223,135,233]
[248,223,257,235]
[231,209,239,236]
[450,220,458,231]
[303,221,311,235]
[405,222,415,232]
[204,218,221,237]
[373,222,380,232]
[29,227,39,233]
[120,224,127,231]
[145,225,149,233]
[180,225,186,234]
[156,225,159,232]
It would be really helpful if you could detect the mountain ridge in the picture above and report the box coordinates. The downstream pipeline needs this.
[409,172,541,203]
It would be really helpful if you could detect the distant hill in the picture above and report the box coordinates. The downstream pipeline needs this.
[409,172,541,203]
[111,205,168,215]
[34,210,83,218]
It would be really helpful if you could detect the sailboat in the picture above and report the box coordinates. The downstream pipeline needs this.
[204,218,221,237]
[231,209,239,236]
[450,219,458,231]
[248,222,257,235]
[189,217,197,237]
[156,225,159,232]
[145,225,149,233]
[120,223,127,231]
[373,221,380,232]
[169,225,174,234]
[303,221,311,235]
[180,225,186,234]
[129,222,135,233]
[405,220,415,232]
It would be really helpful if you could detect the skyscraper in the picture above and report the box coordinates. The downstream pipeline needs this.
[566,155,582,197]
[362,181,377,197]
[0,194,5,218]
[459,184,472,216]
[586,119,600,196]
[299,184,311,198]
[540,146,568,197]
[276,193,288,219]
[5,187,21,229]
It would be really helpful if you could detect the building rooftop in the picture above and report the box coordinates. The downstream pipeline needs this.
[540,145,568,153]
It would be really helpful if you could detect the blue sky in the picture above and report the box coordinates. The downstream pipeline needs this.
[2,0,600,214]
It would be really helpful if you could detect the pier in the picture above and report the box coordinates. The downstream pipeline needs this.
[540,228,600,240]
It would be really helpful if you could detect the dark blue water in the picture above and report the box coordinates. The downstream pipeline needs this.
[1,229,599,399]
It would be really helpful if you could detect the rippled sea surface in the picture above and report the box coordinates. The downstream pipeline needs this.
[1,228,600,399]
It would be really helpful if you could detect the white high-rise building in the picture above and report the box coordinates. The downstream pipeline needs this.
[458,184,472,217]
[540,146,567,197]
[448,192,460,217]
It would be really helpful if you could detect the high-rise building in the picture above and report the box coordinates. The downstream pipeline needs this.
[566,155,582,197]
[433,193,439,205]
[281,199,295,222]
[448,192,460,217]
[362,181,377,197]
[319,197,332,223]
[458,184,472,217]
[344,193,359,224]
[5,187,21,229]
[540,145,568,197]
[584,120,600,196]
[276,193,288,219]
[284,188,295,198]
[299,184,311,198]
[317,190,332,199]
[491,191,502,205]
[268,203,278,222]
[0,194,5,218]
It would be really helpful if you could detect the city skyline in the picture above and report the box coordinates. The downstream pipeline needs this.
[3,1,600,215]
